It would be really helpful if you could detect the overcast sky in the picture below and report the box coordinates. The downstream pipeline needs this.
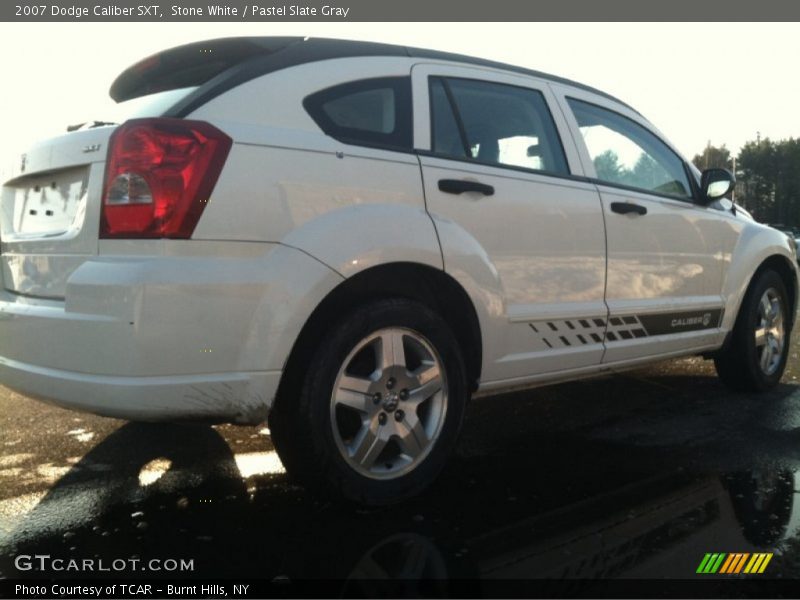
[1,22,798,170]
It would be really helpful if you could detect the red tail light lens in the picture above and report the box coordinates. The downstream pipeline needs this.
[100,118,232,238]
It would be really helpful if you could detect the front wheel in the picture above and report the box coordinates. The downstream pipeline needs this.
[714,269,791,392]
[269,299,468,505]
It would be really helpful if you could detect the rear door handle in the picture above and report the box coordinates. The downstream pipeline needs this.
[438,179,495,196]
[610,201,647,216]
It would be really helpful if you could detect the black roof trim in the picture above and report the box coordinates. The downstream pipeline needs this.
[404,45,638,112]
[165,38,412,118]
[110,37,638,117]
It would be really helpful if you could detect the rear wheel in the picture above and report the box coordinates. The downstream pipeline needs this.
[714,270,791,391]
[269,299,468,505]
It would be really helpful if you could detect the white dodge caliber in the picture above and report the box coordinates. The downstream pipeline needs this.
[1,37,797,504]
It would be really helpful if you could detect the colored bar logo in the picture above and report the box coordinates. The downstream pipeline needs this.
[696,553,773,574]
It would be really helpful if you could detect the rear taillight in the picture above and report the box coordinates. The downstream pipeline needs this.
[100,118,232,239]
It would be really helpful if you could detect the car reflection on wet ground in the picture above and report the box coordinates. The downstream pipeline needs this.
[3,344,800,594]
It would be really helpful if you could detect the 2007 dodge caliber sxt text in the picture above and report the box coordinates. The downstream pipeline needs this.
[1,37,797,505]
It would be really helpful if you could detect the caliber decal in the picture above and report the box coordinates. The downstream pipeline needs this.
[527,309,723,349]
[637,309,723,336]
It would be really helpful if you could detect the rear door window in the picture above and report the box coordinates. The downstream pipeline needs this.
[429,77,569,175]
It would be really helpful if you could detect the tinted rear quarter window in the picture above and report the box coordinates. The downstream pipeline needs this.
[304,77,412,151]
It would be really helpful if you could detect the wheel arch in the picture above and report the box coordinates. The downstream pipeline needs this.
[742,254,798,330]
[273,262,483,413]
[757,254,798,329]
[722,253,798,350]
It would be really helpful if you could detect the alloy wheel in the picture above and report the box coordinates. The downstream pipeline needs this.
[754,287,785,376]
[330,327,448,480]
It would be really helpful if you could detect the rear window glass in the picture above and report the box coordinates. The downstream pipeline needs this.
[61,88,198,135]
[304,77,412,151]
[106,87,198,121]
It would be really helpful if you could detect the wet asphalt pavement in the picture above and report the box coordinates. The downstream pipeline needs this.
[3,338,800,596]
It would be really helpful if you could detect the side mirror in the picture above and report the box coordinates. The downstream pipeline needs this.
[700,168,735,203]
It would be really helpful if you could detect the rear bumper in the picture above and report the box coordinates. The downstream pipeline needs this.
[0,355,280,423]
[0,241,342,423]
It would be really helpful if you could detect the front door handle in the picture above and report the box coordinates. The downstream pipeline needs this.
[438,179,495,196]
[610,201,647,216]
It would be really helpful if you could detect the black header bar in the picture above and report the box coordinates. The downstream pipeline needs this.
[4,0,800,22]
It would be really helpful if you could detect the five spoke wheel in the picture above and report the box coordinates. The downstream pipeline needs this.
[754,288,785,376]
[714,269,791,392]
[331,328,448,479]
[269,298,469,504]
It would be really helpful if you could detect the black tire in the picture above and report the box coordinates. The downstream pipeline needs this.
[714,269,791,392]
[269,298,468,505]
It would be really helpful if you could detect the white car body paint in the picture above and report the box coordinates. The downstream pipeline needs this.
[0,40,797,424]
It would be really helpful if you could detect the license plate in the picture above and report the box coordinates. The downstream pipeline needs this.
[12,167,88,235]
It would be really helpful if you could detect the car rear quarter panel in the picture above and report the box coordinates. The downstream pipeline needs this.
[187,56,445,272]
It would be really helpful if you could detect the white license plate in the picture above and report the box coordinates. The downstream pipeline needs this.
[13,167,88,235]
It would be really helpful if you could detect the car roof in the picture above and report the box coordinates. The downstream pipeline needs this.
[110,36,640,117]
